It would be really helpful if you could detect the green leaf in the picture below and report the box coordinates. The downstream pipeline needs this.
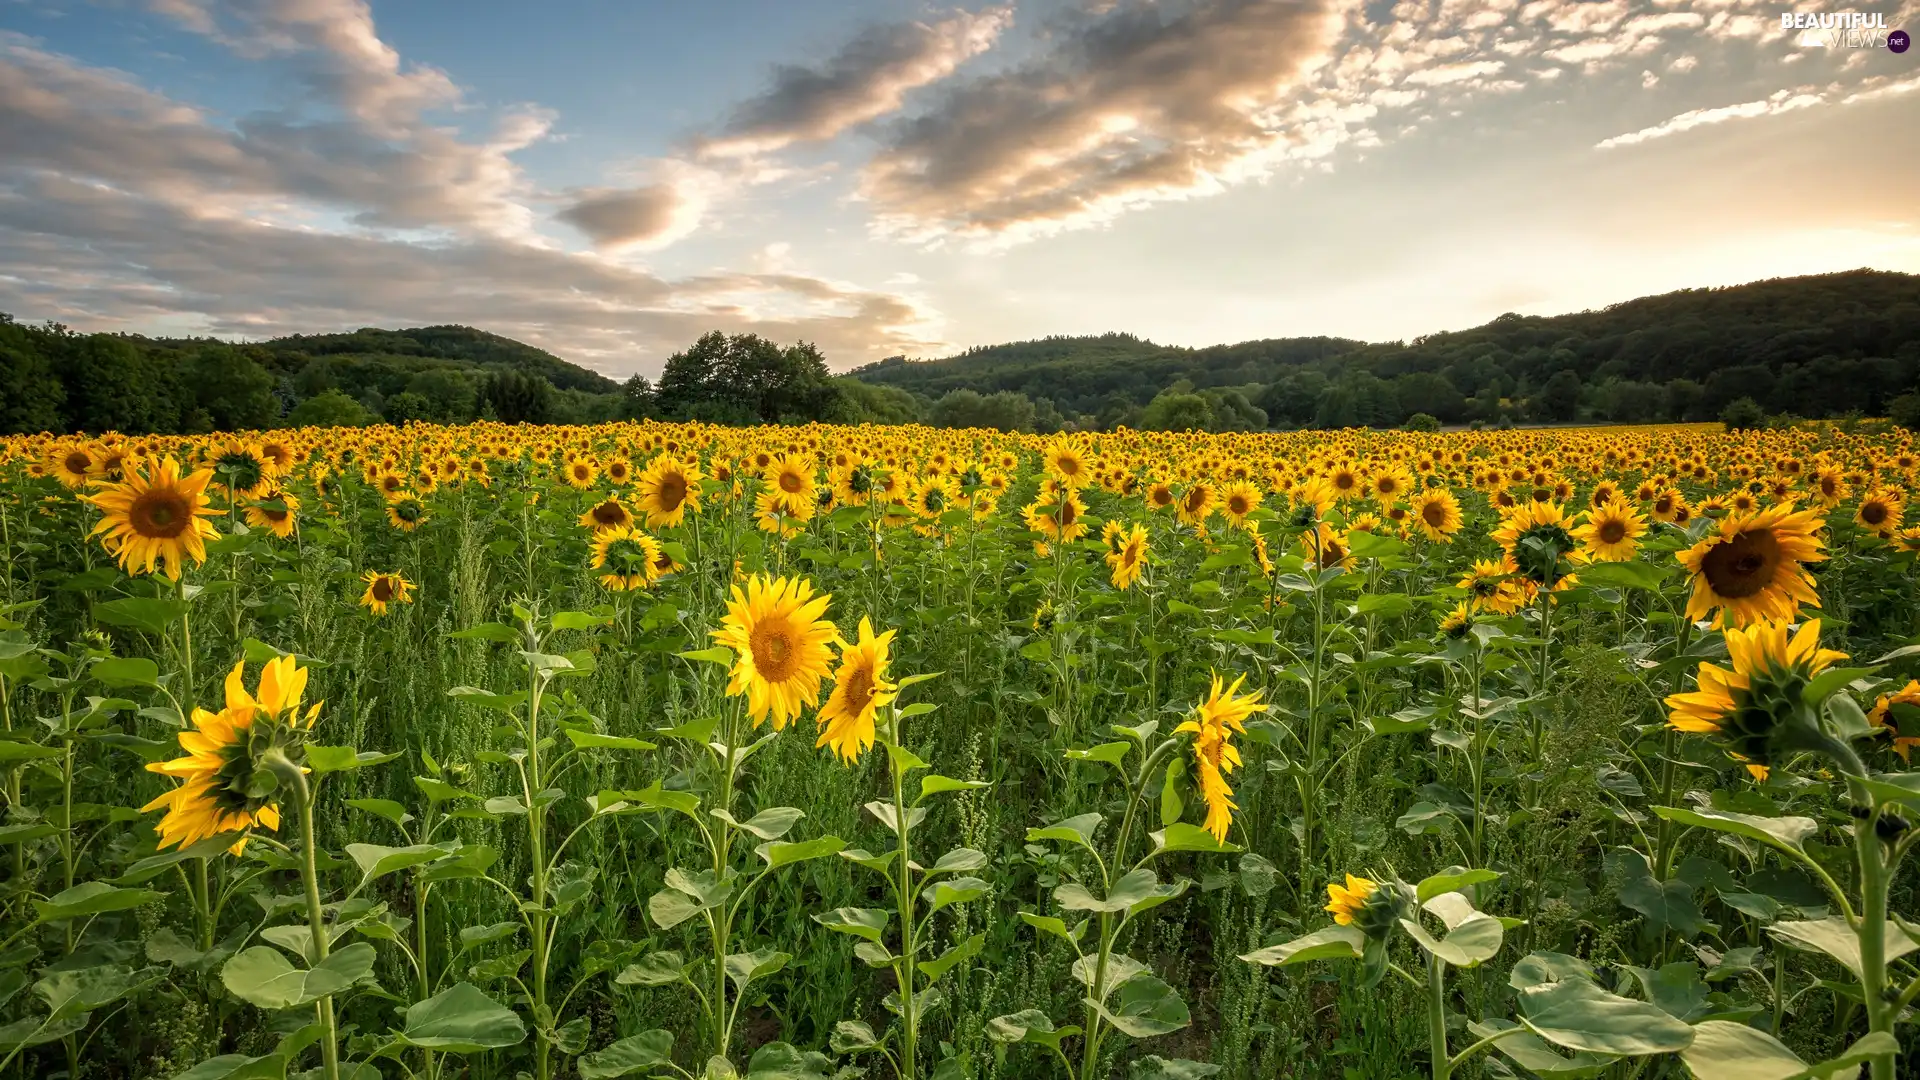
[1465,1019,1619,1080]
[34,881,165,921]
[550,610,611,631]
[1027,812,1102,852]
[918,774,990,799]
[1517,977,1695,1055]
[1064,742,1132,768]
[1399,908,1504,967]
[93,596,188,636]
[579,1031,675,1079]
[167,1053,290,1080]
[615,953,687,987]
[677,646,735,667]
[34,963,163,1020]
[723,948,790,993]
[986,1009,1082,1050]
[627,781,702,818]
[1018,911,1086,945]
[1768,917,1920,981]
[922,875,990,915]
[929,848,989,875]
[813,908,889,942]
[755,835,845,868]
[305,746,401,774]
[1800,666,1878,707]
[1416,867,1500,903]
[1149,823,1238,856]
[564,730,657,752]
[1238,925,1365,967]
[716,806,802,840]
[1088,973,1190,1038]
[346,843,454,887]
[220,942,376,1010]
[1682,1023,1898,1080]
[1129,1058,1223,1080]
[393,982,526,1053]
[0,742,61,764]
[1571,561,1670,593]
[90,656,160,688]
[343,799,412,828]
[455,923,520,953]
[917,932,985,982]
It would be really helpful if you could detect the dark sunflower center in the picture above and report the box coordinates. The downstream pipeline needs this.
[658,475,686,510]
[1423,502,1447,526]
[841,665,876,712]
[780,470,805,494]
[749,619,800,681]
[372,578,396,602]
[130,490,191,539]
[1863,503,1889,526]
[592,502,626,525]
[1598,520,1627,544]
[64,452,91,474]
[1701,528,1783,599]
[1184,488,1207,513]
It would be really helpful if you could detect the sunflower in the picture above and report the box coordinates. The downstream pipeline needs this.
[1174,673,1267,841]
[1491,501,1584,587]
[243,488,300,539]
[386,496,428,532]
[1869,680,1920,762]
[1855,490,1903,534]
[142,656,320,854]
[1678,503,1826,628]
[207,440,273,498]
[578,495,634,533]
[49,444,97,489]
[85,456,221,580]
[1106,522,1150,590]
[1572,498,1646,563]
[591,526,663,591]
[1299,522,1352,571]
[1410,488,1462,542]
[1665,618,1847,779]
[1045,444,1089,488]
[1456,556,1531,616]
[1438,601,1477,640]
[1024,489,1088,543]
[359,571,416,615]
[815,617,898,764]
[562,457,598,489]
[1175,482,1216,528]
[635,456,703,528]
[1324,874,1378,927]
[1219,481,1262,529]
[1145,481,1176,511]
[712,574,838,730]
[764,455,817,517]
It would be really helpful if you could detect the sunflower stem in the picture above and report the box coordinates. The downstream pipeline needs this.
[287,763,340,1080]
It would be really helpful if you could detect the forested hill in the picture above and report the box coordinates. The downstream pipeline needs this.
[852,269,1920,429]
[248,326,620,395]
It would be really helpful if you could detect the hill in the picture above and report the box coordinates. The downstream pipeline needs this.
[852,269,1920,430]
[243,325,620,395]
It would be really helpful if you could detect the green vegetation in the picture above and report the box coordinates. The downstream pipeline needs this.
[6,269,1918,435]
[852,269,1920,431]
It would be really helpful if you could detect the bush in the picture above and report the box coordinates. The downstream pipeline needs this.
[1889,393,1920,432]
[1719,396,1766,432]
[1401,412,1442,432]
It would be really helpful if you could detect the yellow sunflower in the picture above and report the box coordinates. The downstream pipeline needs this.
[1174,673,1267,841]
[815,617,898,764]
[712,574,838,730]
[85,456,222,580]
[1105,522,1150,591]
[1410,488,1462,542]
[1677,504,1825,628]
[359,571,416,615]
[1855,490,1903,534]
[578,495,634,533]
[635,456,703,528]
[1665,618,1847,780]
[1869,680,1920,762]
[1572,498,1647,563]
[1324,874,1378,927]
[590,526,663,591]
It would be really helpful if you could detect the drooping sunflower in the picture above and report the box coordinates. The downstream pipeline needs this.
[1677,503,1826,628]
[1664,617,1847,779]
[712,574,838,730]
[1869,680,1920,762]
[1410,488,1462,542]
[85,456,221,580]
[1324,874,1378,927]
[578,495,634,533]
[142,656,321,854]
[1105,522,1150,590]
[208,439,273,498]
[635,456,703,528]
[591,526,663,591]
[1175,673,1267,842]
[815,617,898,764]
[359,571,416,615]
[1572,498,1647,563]
[1298,522,1352,571]
[243,488,301,539]
[386,496,428,532]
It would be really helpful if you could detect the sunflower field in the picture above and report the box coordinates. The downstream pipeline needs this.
[3,419,1920,1080]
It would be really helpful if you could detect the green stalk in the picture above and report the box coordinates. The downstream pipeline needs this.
[524,642,552,1080]
[290,766,340,1080]
[1427,950,1450,1080]
[891,715,919,1080]
[1847,776,1895,1080]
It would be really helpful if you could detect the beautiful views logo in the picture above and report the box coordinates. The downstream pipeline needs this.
[1779,11,1909,49]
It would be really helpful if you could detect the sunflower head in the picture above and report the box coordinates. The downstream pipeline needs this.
[1494,502,1581,587]
[815,617,899,764]
[1664,619,1851,779]
[1438,601,1477,640]
[592,526,662,592]
[712,574,838,730]
[1679,504,1826,628]
[1325,872,1415,940]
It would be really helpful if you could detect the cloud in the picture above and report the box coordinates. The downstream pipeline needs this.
[696,6,1012,159]
[1404,60,1506,86]
[859,0,1345,244]
[1594,87,1824,148]
[557,185,687,249]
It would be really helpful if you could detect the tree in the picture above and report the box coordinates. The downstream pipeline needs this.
[0,316,65,433]
[930,389,1034,431]
[60,335,176,433]
[1719,397,1766,431]
[621,374,657,420]
[1140,391,1215,432]
[185,344,277,430]
[1890,392,1920,432]
[381,391,435,424]
[1402,412,1442,432]
[482,370,553,425]
[1536,369,1583,422]
[655,332,728,417]
[832,379,925,425]
[283,388,372,428]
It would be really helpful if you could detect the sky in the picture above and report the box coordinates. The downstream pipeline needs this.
[1,0,1917,379]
